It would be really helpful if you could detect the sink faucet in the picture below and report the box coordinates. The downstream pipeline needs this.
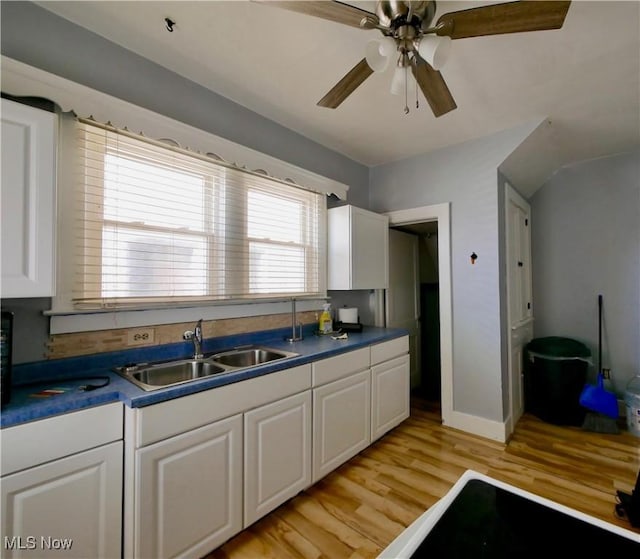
[285,298,303,343]
[183,319,204,359]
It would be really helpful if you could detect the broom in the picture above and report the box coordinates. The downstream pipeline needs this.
[579,295,619,433]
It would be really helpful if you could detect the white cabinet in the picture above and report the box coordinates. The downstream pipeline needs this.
[1,403,123,559]
[371,355,410,441]
[244,391,311,526]
[508,321,533,430]
[135,415,243,559]
[506,184,533,326]
[312,370,371,483]
[371,337,411,441]
[311,348,371,483]
[505,183,533,435]
[124,364,312,558]
[1,98,56,298]
[2,443,122,559]
[328,205,389,290]
[120,338,407,557]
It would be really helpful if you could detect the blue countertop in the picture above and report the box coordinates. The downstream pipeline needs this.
[1,326,407,428]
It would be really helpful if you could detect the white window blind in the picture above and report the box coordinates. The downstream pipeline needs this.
[73,120,326,309]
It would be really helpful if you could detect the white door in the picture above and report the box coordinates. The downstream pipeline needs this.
[135,415,242,559]
[244,391,311,527]
[1,442,122,559]
[505,183,534,433]
[386,229,421,389]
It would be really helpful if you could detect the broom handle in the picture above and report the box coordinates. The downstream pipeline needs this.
[598,294,602,374]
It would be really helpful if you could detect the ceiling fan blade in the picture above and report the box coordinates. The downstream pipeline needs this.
[436,1,571,40]
[254,1,379,29]
[411,57,457,117]
[317,58,374,109]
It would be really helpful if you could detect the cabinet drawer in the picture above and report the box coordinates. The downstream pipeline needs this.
[133,364,311,447]
[370,336,409,366]
[312,347,369,387]
[1,403,123,476]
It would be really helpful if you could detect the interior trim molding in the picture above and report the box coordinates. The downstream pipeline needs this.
[0,56,349,200]
[448,410,508,443]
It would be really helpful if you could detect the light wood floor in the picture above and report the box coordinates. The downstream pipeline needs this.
[207,400,640,559]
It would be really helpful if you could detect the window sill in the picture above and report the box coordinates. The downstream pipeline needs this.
[47,298,327,335]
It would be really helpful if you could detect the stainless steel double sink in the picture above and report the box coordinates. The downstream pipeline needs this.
[114,346,299,391]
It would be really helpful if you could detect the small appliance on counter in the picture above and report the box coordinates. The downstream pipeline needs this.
[335,307,363,333]
[1,311,14,406]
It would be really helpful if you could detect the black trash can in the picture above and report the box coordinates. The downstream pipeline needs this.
[524,337,591,426]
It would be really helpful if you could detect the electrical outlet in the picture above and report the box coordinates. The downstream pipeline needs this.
[127,328,155,347]
[602,368,611,380]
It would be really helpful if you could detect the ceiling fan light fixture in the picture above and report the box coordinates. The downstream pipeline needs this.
[379,36,396,57]
[417,35,452,71]
[365,38,395,72]
[390,65,409,96]
[267,0,572,115]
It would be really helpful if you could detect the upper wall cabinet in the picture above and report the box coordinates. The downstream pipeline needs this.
[328,205,389,290]
[1,98,57,298]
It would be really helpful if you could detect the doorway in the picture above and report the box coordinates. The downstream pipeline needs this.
[382,204,453,427]
[390,222,441,404]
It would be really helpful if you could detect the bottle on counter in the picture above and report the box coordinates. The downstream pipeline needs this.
[319,303,333,335]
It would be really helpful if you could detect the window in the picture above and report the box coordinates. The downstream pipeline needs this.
[71,120,326,309]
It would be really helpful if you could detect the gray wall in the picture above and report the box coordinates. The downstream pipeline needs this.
[0,1,370,208]
[369,122,538,422]
[0,298,50,363]
[530,150,640,396]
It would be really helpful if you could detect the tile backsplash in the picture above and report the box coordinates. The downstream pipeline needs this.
[46,311,318,360]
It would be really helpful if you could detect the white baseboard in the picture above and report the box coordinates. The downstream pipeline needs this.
[443,403,630,444]
[444,410,508,443]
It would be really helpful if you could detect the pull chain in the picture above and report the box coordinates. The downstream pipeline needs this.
[404,66,410,114]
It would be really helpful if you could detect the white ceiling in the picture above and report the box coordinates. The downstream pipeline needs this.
[36,1,639,175]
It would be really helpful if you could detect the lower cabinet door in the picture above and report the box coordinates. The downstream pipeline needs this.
[135,414,242,559]
[312,370,371,483]
[371,354,410,441]
[1,441,122,559]
[244,391,311,527]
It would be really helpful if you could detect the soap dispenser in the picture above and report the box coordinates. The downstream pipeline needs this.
[319,303,333,335]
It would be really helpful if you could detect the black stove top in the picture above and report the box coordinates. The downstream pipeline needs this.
[410,479,639,558]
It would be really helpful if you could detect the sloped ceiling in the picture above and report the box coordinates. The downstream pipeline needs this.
[35,1,640,188]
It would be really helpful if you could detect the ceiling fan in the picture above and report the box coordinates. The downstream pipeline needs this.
[257,1,571,116]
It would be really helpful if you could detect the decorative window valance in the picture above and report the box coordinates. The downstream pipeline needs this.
[0,55,350,200]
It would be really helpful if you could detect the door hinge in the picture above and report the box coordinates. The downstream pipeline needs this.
[525,218,528,226]
[527,302,531,310]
